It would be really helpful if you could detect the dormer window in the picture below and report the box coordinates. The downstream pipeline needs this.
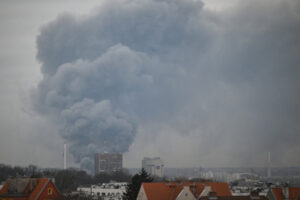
[48,188,52,195]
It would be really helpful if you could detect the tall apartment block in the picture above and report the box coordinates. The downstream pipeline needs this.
[142,157,164,177]
[94,153,122,175]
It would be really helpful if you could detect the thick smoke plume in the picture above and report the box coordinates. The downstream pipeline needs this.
[33,0,300,170]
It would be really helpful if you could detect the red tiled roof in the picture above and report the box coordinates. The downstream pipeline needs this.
[272,188,285,200]
[28,178,49,200]
[142,183,173,200]
[0,178,54,200]
[205,182,232,196]
[289,188,300,200]
[272,187,300,200]
[142,182,231,200]
[0,182,8,194]
[199,196,268,200]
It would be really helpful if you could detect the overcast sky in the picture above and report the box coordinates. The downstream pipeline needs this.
[0,0,300,170]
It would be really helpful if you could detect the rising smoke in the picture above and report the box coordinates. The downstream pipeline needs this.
[33,0,300,171]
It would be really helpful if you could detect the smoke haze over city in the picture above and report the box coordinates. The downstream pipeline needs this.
[0,0,300,171]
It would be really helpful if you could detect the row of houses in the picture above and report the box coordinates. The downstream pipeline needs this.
[137,182,300,200]
[1,178,300,200]
[138,182,257,200]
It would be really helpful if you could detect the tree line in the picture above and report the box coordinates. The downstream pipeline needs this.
[0,164,154,200]
[0,164,131,191]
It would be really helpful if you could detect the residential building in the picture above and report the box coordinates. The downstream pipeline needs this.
[142,157,164,177]
[94,153,122,175]
[0,178,60,200]
[137,181,232,200]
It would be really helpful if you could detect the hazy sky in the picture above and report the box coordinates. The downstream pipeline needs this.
[0,0,300,170]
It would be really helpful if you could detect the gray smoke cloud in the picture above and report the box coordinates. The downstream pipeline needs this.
[33,0,300,171]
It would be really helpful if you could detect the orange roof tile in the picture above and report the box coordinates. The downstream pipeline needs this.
[142,182,231,200]
[272,188,284,200]
[142,183,173,200]
[0,178,53,200]
[0,182,8,194]
[289,188,300,200]
[28,178,49,200]
[272,187,300,200]
[205,182,232,196]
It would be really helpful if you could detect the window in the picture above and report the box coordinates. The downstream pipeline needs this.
[47,188,53,195]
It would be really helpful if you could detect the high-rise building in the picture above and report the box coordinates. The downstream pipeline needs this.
[94,153,122,175]
[142,157,164,177]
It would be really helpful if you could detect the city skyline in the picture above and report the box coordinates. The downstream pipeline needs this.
[0,0,300,170]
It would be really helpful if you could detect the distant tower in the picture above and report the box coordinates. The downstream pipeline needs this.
[64,143,67,169]
[142,157,164,177]
[267,152,271,178]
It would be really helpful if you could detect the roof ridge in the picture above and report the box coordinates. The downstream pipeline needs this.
[169,184,178,200]
[33,179,49,200]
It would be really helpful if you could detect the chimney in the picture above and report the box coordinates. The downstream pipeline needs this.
[64,143,67,169]
[267,152,271,178]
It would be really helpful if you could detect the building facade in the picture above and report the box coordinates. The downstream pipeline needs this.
[94,153,122,175]
[142,157,164,177]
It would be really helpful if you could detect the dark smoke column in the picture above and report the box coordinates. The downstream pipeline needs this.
[33,28,153,172]
[32,0,206,172]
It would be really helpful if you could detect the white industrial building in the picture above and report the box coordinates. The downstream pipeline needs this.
[142,157,164,177]
[77,182,127,200]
